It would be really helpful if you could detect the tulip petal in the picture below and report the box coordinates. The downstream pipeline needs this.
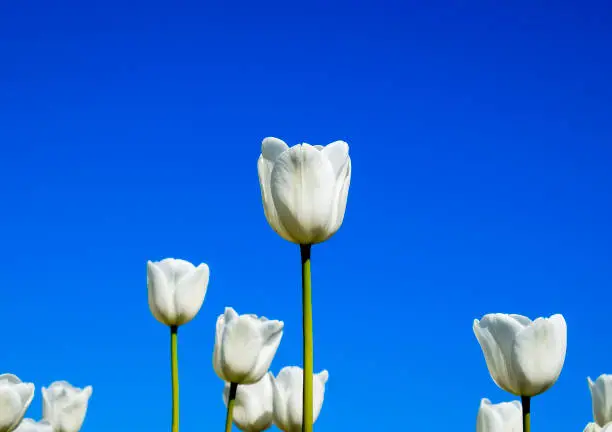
[248,320,284,384]
[321,141,349,179]
[224,374,274,432]
[262,137,289,162]
[157,258,196,282]
[213,313,227,381]
[589,375,612,427]
[512,314,567,396]
[270,144,336,244]
[328,158,351,235]
[0,387,23,432]
[221,317,263,383]
[174,263,209,326]
[14,419,54,432]
[147,261,176,325]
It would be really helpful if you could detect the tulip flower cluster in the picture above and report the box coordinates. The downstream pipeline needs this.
[145,138,347,432]
[0,375,92,432]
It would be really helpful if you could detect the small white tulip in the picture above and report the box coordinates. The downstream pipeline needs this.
[13,420,53,432]
[213,307,284,385]
[473,313,567,397]
[257,137,351,245]
[589,375,612,427]
[147,258,210,326]
[271,366,328,432]
[42,381,92,432]
[476,398,522,432]
[223,374,274,432]
[0,374,34,432]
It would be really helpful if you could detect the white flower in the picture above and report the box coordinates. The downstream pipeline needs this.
[271,367,328,432]
[583,423,612,432]
[473,313,567,397]
[147,258,210,326]
[42,381,92,432]
[13,420,53,432]
[476,398,522,432]
[257,137,351,245]
[0,374,34,432]
[223,374,274,432]
[589,375,612,427]
[213,307,284,385]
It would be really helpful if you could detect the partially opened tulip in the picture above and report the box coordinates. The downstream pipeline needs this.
[271,367,328,432]
[222,374,274,432]
[147,258,210,432]
[473,313,567,432]
[476,398,521,432]
[589,375,612,427]
[0,374,34,432]
[257,137,350,432]
[13,420,53,432]
[42,381,92,432]
[214,307,283,432]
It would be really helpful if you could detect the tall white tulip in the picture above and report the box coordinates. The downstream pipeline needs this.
[257,137,351,245]
[589,375,612,427]
[473,313,567,397]
[13,420,53,432]
[0,374,34,432]
[213,307,284,385]
[147,258,210,327]
[147,257,210,432]
[222,374,274,432]
[271,367,328,432]
[42,381,92,432]
[476,398,522,432]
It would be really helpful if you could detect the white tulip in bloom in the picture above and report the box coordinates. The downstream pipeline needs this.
[213,307,284,385]
[0,374,34,432]
[589,374,612,427]
[147,258,210,326]
[257,137,351,245]
[271,367,329,432]
[42,381,92,432]
[13,420,53,432]
[473,313,567,397]
[223,374,274,432]
[476,398,522,432]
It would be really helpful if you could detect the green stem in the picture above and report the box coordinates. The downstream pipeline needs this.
[521,396,530,432]
[171,325,180,432]
[224,382,238,432]
[300,244,313,432]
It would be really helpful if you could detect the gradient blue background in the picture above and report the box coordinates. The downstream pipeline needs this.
[1,0,611,431]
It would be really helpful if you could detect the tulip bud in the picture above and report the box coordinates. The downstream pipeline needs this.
[0,374,34,432]
[473,313,567,397]
[213,307,284,385]
[13,420,53,432]
[257,137,351,245]
[147,258,210,326]
[42,381,92,432]
[589,374,612,427]
[271,367,328,432]
[476,398,521,432]
[222,374,274,432]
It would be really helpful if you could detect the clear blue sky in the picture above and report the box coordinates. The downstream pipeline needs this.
[1,1,611,431]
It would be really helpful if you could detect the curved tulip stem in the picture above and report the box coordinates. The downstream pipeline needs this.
[300,244,313,432]
[170,325,180,432]
[224,382,238,432]
[521,396,530,432]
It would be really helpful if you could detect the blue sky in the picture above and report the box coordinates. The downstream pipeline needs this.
[0,0,611,431]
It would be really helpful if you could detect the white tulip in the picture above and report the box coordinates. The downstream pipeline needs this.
[589,375,612,427]
[213,307,284,385]
[0,374,34,432]
[147,258,210,326]
[257,137,351,245]
[473,313,567,397]
[271,367,328,432]
[223,374,274,432]
[583,423,612,432]
[476,398,522,432]
[13,420,53,432]
[42,382,92,432]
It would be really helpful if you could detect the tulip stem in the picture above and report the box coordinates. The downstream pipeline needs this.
[170,325,180,432]
[521,396,530,432]
[300,244,314,432]
[224,382,238,432]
